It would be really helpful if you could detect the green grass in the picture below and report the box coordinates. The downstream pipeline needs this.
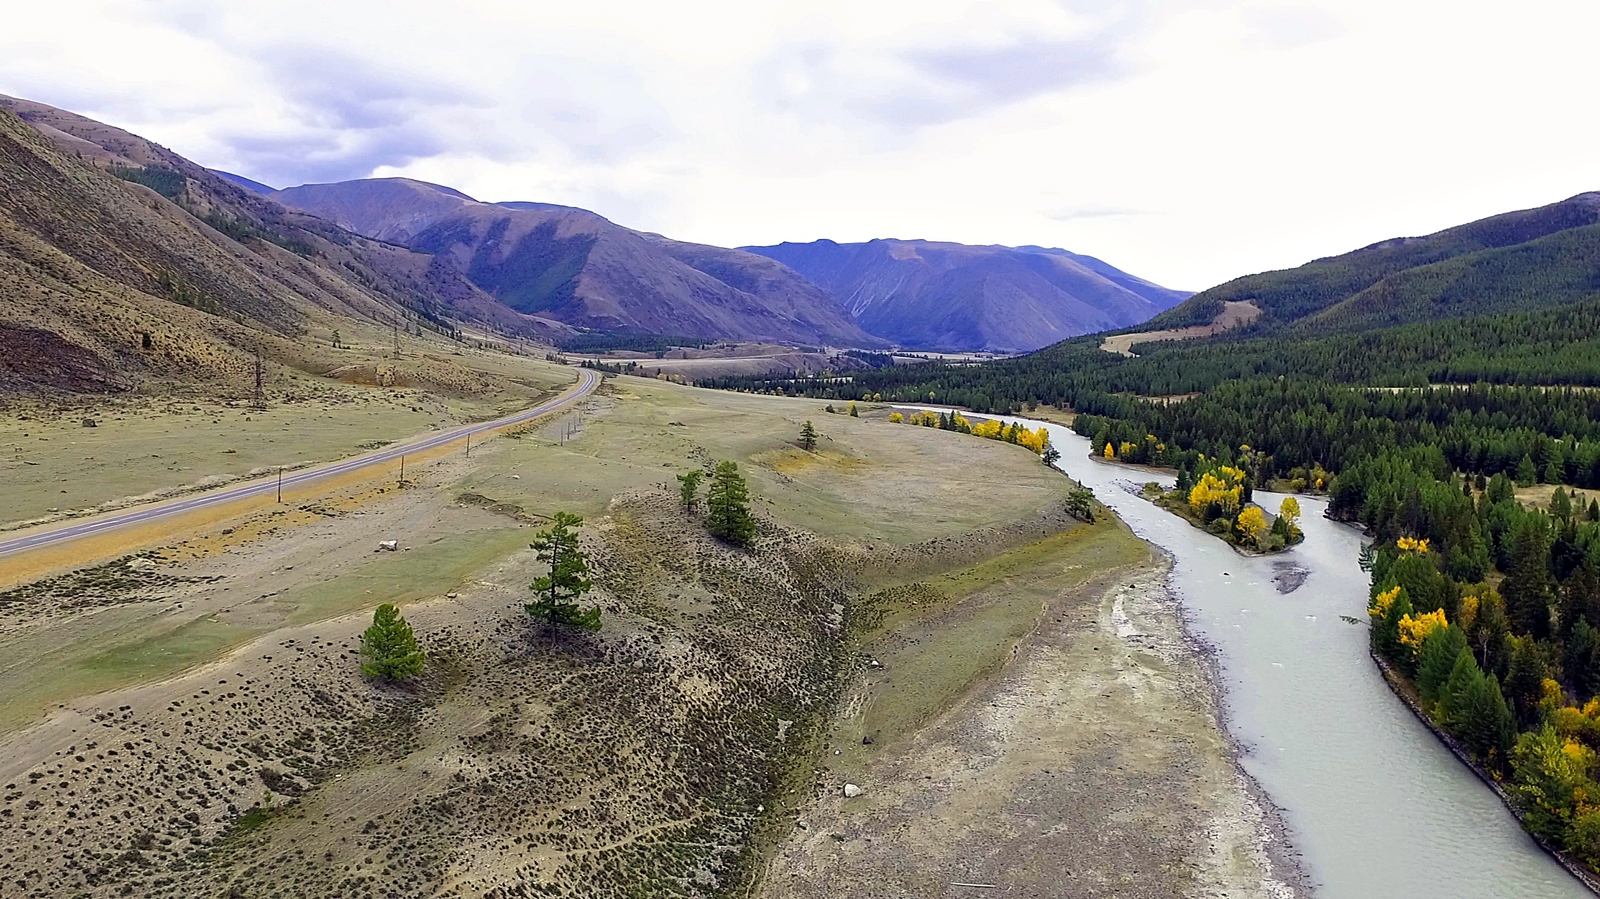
[81,615,249,678]
[829,517,1148,777]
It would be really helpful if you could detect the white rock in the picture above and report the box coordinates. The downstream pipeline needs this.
[842,783,865,798]
[379,540,399,551]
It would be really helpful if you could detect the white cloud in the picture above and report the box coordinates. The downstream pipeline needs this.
[1,0,1596,290]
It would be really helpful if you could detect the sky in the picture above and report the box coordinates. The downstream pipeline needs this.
[2,0,1597,290]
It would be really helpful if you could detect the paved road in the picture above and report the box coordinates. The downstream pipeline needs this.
[0,367,599,561]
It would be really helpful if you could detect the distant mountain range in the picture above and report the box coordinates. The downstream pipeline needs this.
[744,239,1189,352]
[0,92,1191,396]
[269,178,878,347]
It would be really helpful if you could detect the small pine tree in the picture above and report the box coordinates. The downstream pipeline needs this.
[1590,499,1600,522]
[706,461,756,546]
[1566,618,1600,697]
[1552,487,1573,520]
[360,604,425,680]
[1416,626,1468,703]
[1042,445,1061,467]
[848,402,859,417]
[677,470,703,511]
[1516,455,1538,487]
[527,512,602,631]
[1066,488,1095,523]
[799,421,818,452]
[824,403,836,414]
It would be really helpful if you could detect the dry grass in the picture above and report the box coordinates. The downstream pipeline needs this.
[1100,300,1261,356]
[0,377,1094,898]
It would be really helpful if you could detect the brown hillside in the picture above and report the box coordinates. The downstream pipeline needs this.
[0,97,569,395]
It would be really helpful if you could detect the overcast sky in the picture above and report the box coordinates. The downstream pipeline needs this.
[3,1,1596,289]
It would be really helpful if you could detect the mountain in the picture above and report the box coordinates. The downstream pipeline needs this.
[741,238,1190,352]
[211,170,276,194]
[0,94,569,394]
[1146,192,1600,335]
[272,179,882,347]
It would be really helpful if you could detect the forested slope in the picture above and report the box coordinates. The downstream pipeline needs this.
[1147,192,1600,332]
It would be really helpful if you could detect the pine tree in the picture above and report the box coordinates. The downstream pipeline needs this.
[1371,584,1413,663]
[1455,672,1517,762]
[1487,473,1516,505]
[706,461,756,546]
[799,421,818,452]
[360,604,425,680]
[1566,619,1600,698]
[1066,487,1096,523]
[527,512,601,631]
[1559,555,1600,636]
[1589,499,1600,522]
[848,402,859,417]
[1503,635,1552,727]
[1552,486,1573,520]
[677,470,703,511]
[1516,454,1539,487]
[1417,626,1468,703]
[1503,519,1554,638]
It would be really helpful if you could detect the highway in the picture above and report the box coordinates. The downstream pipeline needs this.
[0,366,599,561]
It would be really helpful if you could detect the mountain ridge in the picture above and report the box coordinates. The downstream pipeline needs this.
[742,237,1189,352]
[1144,191,1600,337]
[272,178,883,347]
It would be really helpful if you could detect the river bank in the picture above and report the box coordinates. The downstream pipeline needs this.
[763,520,1305,898]
[1370,652,1600,895]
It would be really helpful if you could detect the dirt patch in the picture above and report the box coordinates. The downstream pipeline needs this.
[1101,301,1262,356]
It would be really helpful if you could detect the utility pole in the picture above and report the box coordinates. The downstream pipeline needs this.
[276,466,282,503]
[393,323,400,360]
[465,432,471,459]
[399,454,405,486]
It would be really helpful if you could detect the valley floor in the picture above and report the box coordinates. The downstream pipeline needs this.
[0,373,1297,898]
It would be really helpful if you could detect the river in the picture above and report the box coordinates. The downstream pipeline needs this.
[988,416,1587,897]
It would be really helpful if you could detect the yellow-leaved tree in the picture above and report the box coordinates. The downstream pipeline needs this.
[1188,471,1243,519]
[1236,506,1269,545]
[1398,608,1448,653]
[1278,496,1301,537]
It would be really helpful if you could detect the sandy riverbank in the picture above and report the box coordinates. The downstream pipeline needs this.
[763,550,1307,898]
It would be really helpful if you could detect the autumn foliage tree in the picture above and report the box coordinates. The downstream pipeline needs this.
[1235,506,1269,546]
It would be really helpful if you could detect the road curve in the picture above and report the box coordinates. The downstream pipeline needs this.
[0,366,599,561]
